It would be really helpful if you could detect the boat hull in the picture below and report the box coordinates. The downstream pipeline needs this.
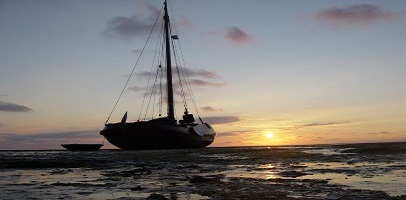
[100,121,216,150]
[61,144,103,151]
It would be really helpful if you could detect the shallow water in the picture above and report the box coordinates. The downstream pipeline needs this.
[0,142,405,199]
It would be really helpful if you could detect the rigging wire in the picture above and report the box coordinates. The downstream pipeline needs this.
[178,48,204,122]
[144,67,161,120]
[167,0,187,116]
[159,64,163,116]
[168,1,204,122]
[172,41,188,111]
[151,73,157,119]
[169,25,189,111]
[104,4,164,125]
[138,18,165,121]
[151,68,163,120]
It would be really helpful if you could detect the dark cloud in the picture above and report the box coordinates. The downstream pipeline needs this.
[137,66,220,79]
[104,16,155,39]
[104,3,161,39]
[180,67,220,79]
[104,2,193,40]
[217,130,251,137]
[314,4,399,26]
[188,79,225,87]
[301,121,349,127]
[368,131,394,135]
[202,116,239,125]
[128,85,144,92]
[129,79,224,97]
[134,67,224,92]
[200,106,223,112]
[225,26,252,44]
[277,121,351,131]
[0,101,32,112]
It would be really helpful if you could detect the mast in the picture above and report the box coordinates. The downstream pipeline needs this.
[164,0,175,121]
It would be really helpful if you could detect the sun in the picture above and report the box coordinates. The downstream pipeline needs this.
[264,132,273,139]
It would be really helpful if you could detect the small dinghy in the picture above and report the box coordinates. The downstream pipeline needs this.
[61,143,103,151]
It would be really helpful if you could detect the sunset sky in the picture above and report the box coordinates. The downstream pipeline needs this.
[0,0,405,150]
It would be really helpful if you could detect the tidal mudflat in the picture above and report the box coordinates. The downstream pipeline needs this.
[0,142,405,199]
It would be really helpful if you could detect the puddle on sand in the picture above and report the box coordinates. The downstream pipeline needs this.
[303,148,355,155]
[301,169,406,196]
[297,161,406,196]
[0,169,103,185]
[86,191,210,200]
[0,168,212,200]
[224,164,283,180]
[222,161,406,197]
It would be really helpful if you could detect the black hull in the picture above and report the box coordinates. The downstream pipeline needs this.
[100,121,215,150]
[61,144,103,151]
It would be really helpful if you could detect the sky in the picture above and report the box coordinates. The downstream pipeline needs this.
[0,0,405,150]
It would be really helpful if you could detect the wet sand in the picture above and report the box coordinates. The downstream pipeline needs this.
[0,142,405,199]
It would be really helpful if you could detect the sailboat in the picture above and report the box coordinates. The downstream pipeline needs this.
[100,0,216,150]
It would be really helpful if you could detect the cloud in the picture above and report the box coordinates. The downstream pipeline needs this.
[217,130,251,137]
[137,66,220,79]
[104,2,161,39]
[200,106,223,112]
[134,67,225,92]
[368,131,394,135]
[275,121,351,131]
[129,80,224,96]
[301,121,350,127]
[177,15,194,31]
[104,2,193,40]
[203,26,254,45]
[225,26,252,44]
[180,67,220,79]
[314,4,400,26]
[128,85,144,92]
[202,116,239,125]
[104,16,155,39]
[0,101,32,112]
[188,79,225,87]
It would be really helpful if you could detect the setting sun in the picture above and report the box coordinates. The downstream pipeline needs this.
[264,132,273,139]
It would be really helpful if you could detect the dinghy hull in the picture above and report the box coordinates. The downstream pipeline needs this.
[61,144,103,151]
